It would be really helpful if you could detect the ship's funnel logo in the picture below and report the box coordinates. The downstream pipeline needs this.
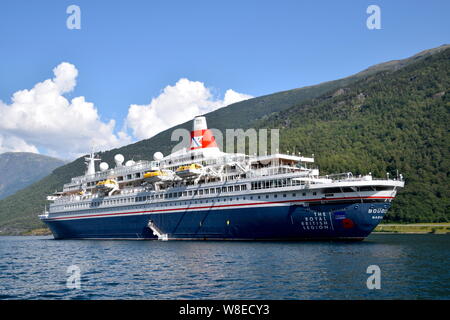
[190,129,218,150]
[191,135,203,148]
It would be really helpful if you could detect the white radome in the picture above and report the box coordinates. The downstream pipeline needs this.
[114,154,124,166]
[99,162,109,171]
[153,152,164,161]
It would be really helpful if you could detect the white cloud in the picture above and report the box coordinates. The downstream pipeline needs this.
[125,78,253,140]
[0,62,131,159]
[0,64,253,159]
[0,134,39,154]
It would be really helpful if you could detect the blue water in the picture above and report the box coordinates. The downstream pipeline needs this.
[0,234,449,299]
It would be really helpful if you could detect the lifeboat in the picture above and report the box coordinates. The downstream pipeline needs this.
[143,170,173,183]
[175,163,203,179]
[96,179,118,190]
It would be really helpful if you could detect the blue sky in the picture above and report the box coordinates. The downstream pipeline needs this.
[0,0,449,158]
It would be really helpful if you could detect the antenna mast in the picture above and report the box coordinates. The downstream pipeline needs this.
[85,147,101,176]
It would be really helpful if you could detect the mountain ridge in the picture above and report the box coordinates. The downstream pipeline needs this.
[0,152,65,200]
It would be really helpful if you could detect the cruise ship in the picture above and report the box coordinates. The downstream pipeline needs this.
[39,116,405,240]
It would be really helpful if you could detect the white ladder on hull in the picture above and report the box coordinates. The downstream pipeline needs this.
[147,220,168,241]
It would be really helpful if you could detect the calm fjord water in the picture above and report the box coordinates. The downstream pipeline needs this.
[0,234,449,299]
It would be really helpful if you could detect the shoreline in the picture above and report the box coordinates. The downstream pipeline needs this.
[374,223,450,234]
[1,223,449,236]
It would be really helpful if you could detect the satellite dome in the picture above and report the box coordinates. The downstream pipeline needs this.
[114,154,124,167]
[153,152,163,161]
[99,162,109,171]
[125,160,135,167]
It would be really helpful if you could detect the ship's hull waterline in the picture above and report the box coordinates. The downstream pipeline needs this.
[42,201,390,240]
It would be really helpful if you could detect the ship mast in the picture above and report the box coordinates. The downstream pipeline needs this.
[84,148,101,176]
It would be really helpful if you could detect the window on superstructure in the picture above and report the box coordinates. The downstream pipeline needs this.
[374,186,393,191]
[199,190,203,195]
[241,185,247,191]
[234,186,239,191]
[222,187,227,192]
[228,186,233,192]
[358,186,375,192]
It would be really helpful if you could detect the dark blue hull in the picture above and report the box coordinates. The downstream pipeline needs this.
[43,201,390,240]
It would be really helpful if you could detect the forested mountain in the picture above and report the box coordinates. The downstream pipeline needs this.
[0,45,448,234]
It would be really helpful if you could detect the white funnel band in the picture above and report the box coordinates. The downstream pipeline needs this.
[193,116,207,131]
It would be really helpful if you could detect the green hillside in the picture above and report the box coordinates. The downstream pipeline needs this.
[0,45,448,235]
